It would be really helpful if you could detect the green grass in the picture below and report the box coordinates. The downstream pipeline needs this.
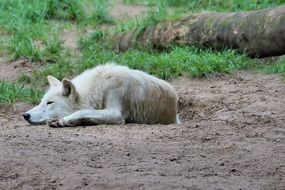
[116,2,180,33]
[0,0,113,61]
[1,0,285,106]
[0,81,43,105]
[123,0,285,11]
[89,0,114,25]
[20,45,253,86]
[256,57,285,78]
[0,0,66,61]
[7,35,64,62]
[46,0,85,21]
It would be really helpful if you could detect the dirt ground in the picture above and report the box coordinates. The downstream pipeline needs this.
[0,58,37,81]
[0,71,285,190]
[110,0,148,19]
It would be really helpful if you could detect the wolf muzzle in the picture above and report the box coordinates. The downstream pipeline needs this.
[23,113,31,121]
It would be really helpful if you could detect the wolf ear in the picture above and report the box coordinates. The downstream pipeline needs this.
[62,78,78,101]
[47,75,61,87]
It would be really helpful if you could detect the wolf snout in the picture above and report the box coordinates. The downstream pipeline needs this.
[23,113,31,121]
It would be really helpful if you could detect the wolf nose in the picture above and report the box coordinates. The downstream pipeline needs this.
[23,113,31,121]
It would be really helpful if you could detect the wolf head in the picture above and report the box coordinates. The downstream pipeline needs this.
[23,76,79,125]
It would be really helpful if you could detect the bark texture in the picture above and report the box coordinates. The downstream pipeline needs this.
[113,6,285,58]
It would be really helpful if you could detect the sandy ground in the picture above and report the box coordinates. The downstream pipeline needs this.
[0,71,285,190]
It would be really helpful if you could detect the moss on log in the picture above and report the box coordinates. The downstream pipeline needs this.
[113,6,285,58]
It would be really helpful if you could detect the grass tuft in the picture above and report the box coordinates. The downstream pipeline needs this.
[23,45,253,87]
[123,0,285,11]
[46,0,85,21]
[256,57,285,78]
[0,81,43,105]
[89,0,114,25]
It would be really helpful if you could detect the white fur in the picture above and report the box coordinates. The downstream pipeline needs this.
[24,63,179,126]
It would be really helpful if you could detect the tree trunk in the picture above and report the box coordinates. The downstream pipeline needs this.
[113,6,285,58]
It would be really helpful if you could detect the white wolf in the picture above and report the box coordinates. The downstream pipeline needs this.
[23,63,179,127]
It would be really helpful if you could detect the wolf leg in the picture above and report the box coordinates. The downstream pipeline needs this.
[48,109,125,127]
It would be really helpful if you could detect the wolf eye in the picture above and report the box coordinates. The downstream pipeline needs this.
[47,101,54,105]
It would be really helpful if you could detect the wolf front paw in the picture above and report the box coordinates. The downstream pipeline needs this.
[47,118,65,128]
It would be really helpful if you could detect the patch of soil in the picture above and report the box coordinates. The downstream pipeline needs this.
[110,0,148,19]
[0,58,40,81]
[59,29,79,50]
[1,71,285,189]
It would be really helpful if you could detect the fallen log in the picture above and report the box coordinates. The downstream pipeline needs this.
[113,6,285,58]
